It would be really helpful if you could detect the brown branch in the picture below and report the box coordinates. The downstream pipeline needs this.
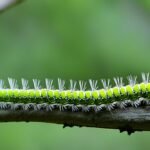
[0,0,23,13]
[0,106,150,134]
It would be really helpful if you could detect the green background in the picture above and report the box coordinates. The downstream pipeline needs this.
[0,0,150,149]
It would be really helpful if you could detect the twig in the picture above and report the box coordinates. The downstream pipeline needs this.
[0,105,150,135]
[0,0,23,12]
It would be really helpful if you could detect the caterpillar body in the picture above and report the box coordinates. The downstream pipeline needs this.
[0,73,149,112]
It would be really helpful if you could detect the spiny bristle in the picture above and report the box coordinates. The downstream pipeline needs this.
[33,79,41,90]
[142,72,149,83]
[114,77,123,87]
[89,79,98,91]
[21,78,29,90]
[2,73,150,90]
[8,78,18,89]
[79,81,86,91]
[45,79,53,90]
[101,79,111,89]
[70,80,77,91]
[0,80,4,89]
[127,75,137,86]
[58,78,65,91]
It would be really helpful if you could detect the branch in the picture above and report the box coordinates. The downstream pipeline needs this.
[0,0,23,12]
[0,103,150,135]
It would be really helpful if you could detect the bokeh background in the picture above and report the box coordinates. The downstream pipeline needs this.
[0,0,150,149]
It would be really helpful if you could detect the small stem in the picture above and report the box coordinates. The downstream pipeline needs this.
[0,0,23,12]
[0,106,150,134]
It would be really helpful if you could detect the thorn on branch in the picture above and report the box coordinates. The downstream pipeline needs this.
[119,125,143,135]
[63,123,82,128]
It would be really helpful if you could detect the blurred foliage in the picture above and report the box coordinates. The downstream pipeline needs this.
[0,0,150,149]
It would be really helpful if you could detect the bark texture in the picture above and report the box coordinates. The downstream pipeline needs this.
[0,106,150,134]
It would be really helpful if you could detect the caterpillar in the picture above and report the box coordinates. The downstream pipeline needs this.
[0,73,149,112]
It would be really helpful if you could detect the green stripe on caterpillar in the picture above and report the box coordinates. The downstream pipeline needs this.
[0,73,149,106]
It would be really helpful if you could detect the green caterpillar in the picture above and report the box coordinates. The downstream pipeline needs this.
[0,73,149,112]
